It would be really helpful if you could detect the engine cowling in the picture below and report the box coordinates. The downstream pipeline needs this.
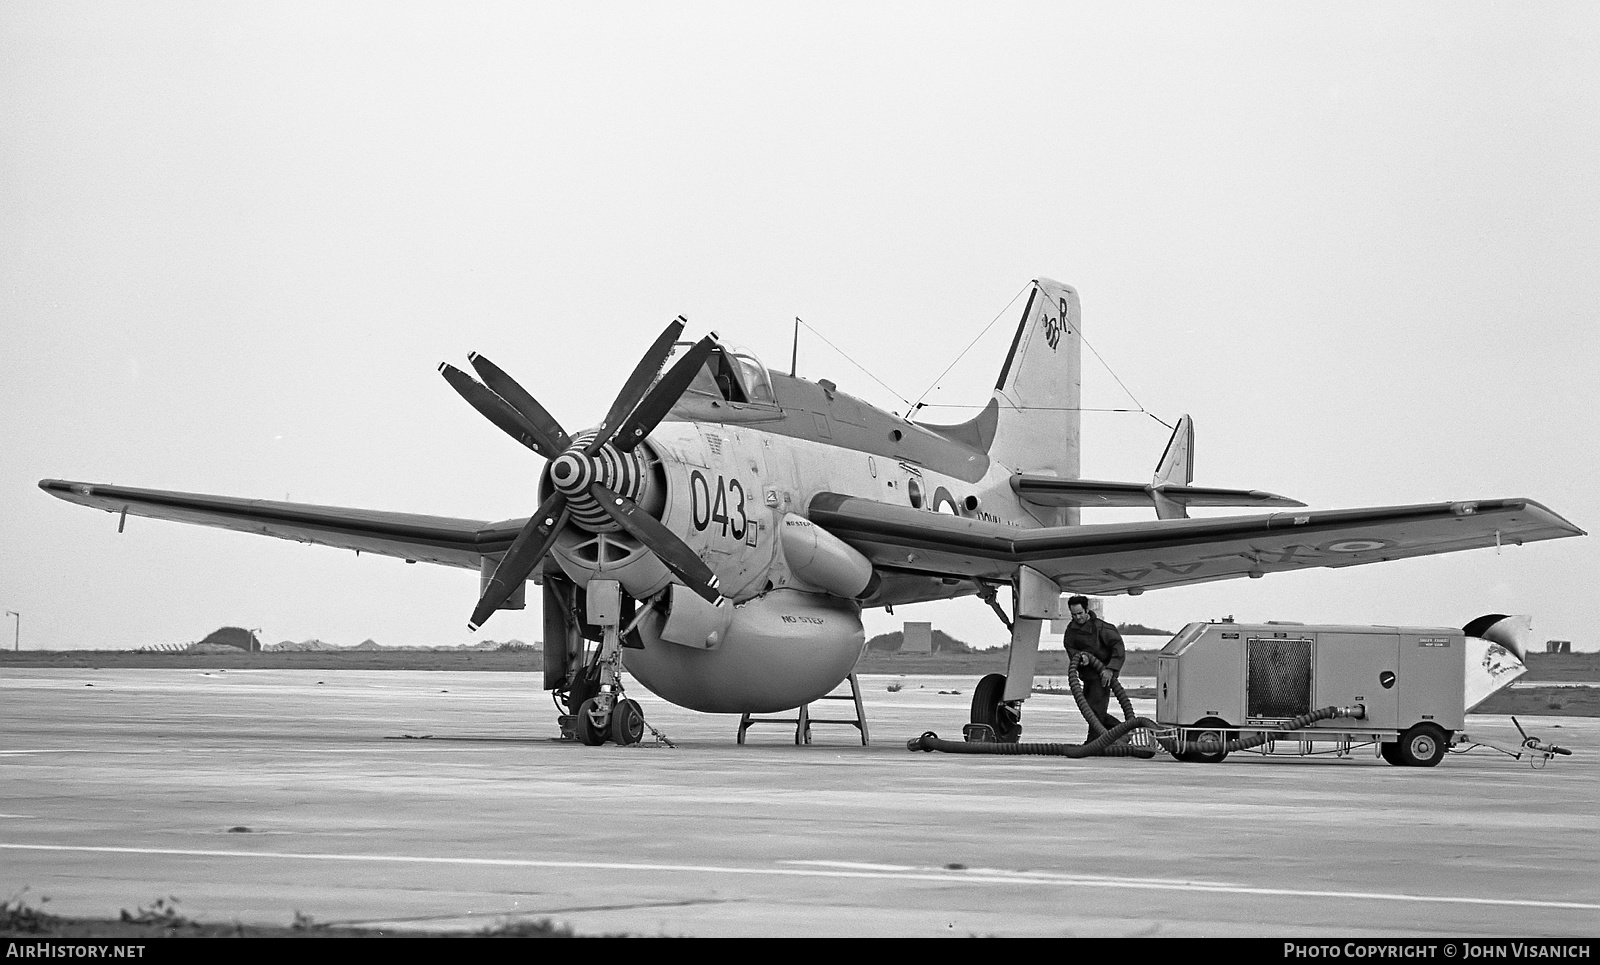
[623,588,865,714]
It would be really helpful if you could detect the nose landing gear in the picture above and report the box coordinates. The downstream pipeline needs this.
[555,579,658,747]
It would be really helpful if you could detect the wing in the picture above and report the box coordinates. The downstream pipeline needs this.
[807,493,1585,595]
[40,479,521,568]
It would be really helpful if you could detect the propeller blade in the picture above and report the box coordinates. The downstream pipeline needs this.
[439,363,558,459]
[585,317,686,454]
[611,335,716,452]
[588,481,723,605]
[470,491,570,631]
[467,353,571,455]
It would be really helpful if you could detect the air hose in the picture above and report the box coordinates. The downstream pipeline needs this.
[1063,655,1363,755]
[905,652,1365,759]
[906,720,1158,757]
[1209,704,1367,754]
[907,655,1159,757]
[1067,654,1146,744]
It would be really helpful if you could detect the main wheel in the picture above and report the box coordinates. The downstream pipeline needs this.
[610,698,645,746]
[1395,724,1449,767]
[971,673,1022,743]
[1183,717,1233,763]
[576,697,608,746]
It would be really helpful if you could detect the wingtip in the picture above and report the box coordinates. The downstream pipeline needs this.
[39,479,90,497]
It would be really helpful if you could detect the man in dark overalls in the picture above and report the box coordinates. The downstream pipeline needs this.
[1062,595,1126,743]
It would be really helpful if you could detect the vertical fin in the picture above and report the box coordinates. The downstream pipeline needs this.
[989,276,1082,490]
[1151,414,1194,520]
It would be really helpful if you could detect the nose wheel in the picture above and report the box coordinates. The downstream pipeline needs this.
[576,697,609,746]
[610,698,645,745]
[571,694,645,746]
[559,580,655,748]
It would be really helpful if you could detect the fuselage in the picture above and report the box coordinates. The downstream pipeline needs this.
[642,364,1061,607]
[539,356,1059,714]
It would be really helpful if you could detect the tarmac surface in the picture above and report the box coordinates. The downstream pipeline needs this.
[2,668,1596,937]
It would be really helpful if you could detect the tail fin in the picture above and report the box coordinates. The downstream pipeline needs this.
[1151,415,1194,519]
[989,278,1082,481]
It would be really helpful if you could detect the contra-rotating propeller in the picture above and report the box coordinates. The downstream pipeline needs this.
[438,318,721,630]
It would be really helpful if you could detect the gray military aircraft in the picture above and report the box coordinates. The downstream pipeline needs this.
[40,278,1585,744]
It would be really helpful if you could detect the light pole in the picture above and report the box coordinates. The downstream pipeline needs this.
[5,611,17,652]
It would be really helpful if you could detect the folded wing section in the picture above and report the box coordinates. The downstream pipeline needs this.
[40,479,518,569]
[808,493,1584,595]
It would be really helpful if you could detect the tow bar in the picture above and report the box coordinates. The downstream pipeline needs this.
[1454,716,1573,768]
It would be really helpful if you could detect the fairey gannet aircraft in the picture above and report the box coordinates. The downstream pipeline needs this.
[41,279,1585,745]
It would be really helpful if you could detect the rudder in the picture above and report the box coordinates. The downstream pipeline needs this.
[990,277,1082,481]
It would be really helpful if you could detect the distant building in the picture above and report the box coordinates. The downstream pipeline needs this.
[901,622,933,653]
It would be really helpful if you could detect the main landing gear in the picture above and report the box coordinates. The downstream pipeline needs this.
[969,672,1024,743]
[964,579,1037,744]
[554,579,654,747]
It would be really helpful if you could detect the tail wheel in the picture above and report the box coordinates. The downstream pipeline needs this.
[1395,724,1449,767]
[971,673,1022,743]
[576,697,608,746]
[610,698,645,746]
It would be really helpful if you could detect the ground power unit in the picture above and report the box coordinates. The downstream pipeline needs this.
[1155,622,1465,766]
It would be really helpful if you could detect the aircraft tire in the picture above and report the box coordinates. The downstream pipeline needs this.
[971,673,1022,743]
[577,697,608,746]
[610,698,645,746]
[1395,724,1449,767]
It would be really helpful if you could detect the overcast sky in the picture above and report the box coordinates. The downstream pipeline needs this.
[3,2,1595,654]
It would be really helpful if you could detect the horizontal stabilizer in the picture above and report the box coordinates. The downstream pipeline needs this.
[1011,475,1305,510]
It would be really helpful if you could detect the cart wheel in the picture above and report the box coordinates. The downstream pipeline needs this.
[1186,717,1233,763]
[1395,724,1448,767]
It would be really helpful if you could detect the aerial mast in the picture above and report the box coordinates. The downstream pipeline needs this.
[790,317,800,377]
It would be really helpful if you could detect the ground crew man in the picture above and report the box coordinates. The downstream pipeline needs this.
[1062,595,1126,742]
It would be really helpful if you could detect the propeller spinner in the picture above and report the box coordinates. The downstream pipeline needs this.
[440,319,723,630]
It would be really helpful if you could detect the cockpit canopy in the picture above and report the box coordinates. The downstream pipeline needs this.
[667,339,775,405]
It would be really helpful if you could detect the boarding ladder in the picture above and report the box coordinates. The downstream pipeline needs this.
[738,672,869,745]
